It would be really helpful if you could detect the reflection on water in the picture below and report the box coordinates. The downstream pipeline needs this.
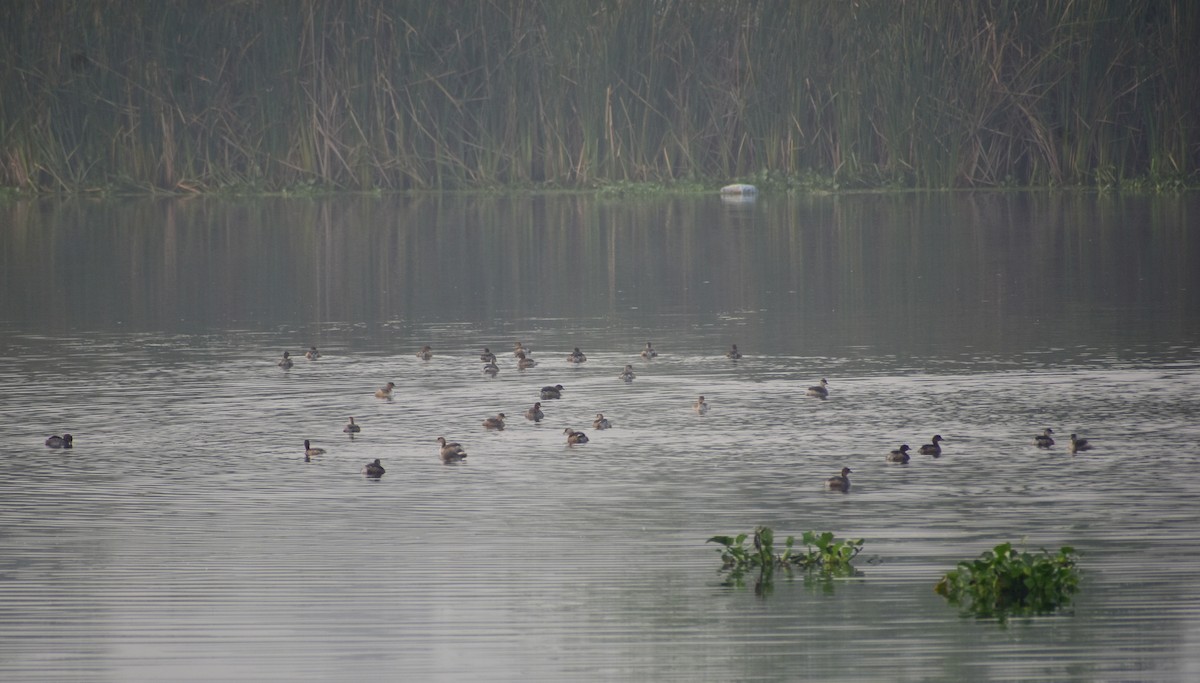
[1,193,1199,681]
[3,193,1197,353]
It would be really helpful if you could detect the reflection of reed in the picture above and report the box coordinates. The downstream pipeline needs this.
[3,194,1197,355]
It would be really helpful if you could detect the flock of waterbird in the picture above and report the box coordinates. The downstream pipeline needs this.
[40,341,1093,484]
[823,422,1093,493]
[269,340,675,477]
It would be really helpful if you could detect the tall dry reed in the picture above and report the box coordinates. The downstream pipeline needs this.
[1,0,1195,191]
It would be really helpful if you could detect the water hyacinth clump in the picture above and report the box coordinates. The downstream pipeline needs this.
[707,527,864,583]
[935,542,1081,619]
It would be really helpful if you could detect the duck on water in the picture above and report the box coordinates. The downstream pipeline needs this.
[825,467,852,492]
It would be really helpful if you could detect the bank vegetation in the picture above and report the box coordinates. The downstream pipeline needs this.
[2,0,1196,193]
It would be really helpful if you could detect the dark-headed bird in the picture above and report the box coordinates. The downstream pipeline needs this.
[825,467,852,492]
[887,444,911,464]
[525,402,545,422]
[918,435,945,456]
[304,439,326,460]
[564,428,589,445]
[806,378,830,399]
[437,436,468,462]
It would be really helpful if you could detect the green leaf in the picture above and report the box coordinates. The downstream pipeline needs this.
[935,541,1081,618]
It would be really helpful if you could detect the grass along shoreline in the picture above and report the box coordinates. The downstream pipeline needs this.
[3,1,1196,195]
[2,168,1196,200]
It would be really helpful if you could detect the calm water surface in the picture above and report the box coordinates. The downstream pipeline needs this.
[2,192,1199,681]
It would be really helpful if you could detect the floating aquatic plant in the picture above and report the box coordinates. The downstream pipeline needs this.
[935,542,1080,619]
[707,526,864,586]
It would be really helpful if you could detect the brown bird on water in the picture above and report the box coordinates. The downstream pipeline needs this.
[563,428,589,445]
[918,435,945,456]
[825,467,852,492]
[437,436,468,462]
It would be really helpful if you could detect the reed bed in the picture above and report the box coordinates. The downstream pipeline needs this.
[2,0,1196,192]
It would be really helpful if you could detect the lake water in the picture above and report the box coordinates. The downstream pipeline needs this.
[1,191,1199,681]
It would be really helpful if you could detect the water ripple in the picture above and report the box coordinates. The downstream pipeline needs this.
[2,332,1200,681]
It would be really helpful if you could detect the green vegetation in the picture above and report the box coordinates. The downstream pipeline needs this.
[935,543,1081,619]
[708,527,864,586]
[2,1,1197,193]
